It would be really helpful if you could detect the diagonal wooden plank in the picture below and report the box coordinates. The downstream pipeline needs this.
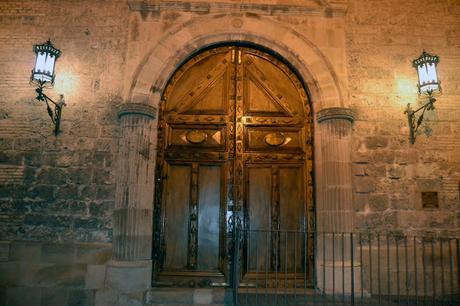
[174,61,228,113]
[245,60,295,116]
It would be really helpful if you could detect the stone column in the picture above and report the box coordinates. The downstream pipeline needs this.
[105,103,157,292]
[316,107,360,293]
[317,107,355,233]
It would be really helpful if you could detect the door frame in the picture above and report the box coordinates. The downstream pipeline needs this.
[152,42,315,287]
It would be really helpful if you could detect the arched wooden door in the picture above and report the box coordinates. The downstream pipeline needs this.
[153,46,314,287]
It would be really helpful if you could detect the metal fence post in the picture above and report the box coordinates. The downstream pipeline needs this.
[233,227,240,306]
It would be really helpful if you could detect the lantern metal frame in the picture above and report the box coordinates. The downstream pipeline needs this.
[405,51,441,144]
[31,40,65,136]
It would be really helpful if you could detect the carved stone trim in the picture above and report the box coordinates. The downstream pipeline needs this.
[127,0,348,17]
[317,107,355,123]
[118,103,157,119]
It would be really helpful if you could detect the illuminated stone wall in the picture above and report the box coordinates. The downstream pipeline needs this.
[0,0,458,305]
[346,0,460,236]
[0,0,129,243]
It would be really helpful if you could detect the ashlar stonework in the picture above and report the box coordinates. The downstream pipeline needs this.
[0,0,459,305]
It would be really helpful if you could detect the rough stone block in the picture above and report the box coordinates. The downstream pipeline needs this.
[364,136,388,150]
[9,241,41,262]
[6,286,41,306]
[85,264,107,289]
[0,138,14,150]
[41,287,69,306]
[95,289,118,306]
[36,167,70,185]
[0,241,10,261]
[193,289,213,304]
[0,262,40,286]
[35,263,86,287]
[0,286,5,305]
[368,194,389,212]
[118,293,143,306]
[76,243,112,265]
[68,289,95,306]
[14,138,42,151]
[144,288,193,304]
[353,176,376,193]
[41,243,76,264]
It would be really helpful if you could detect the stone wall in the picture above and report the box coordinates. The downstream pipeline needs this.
[0,240,111,305]
[0,0,128,243]
[0,0,459,305]
[346,0,460,236]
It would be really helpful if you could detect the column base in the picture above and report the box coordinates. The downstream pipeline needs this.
[316,260,366,295]
[105,259,152,293]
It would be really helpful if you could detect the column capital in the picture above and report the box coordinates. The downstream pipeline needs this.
[118,103,157,119]
[317,107,355,123]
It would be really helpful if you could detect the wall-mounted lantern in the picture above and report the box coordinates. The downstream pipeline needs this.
[31,40,65,136]
[405,51,441,144]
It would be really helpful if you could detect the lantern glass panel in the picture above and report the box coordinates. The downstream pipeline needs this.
[427,63,438,83]
[33,51,55,83]
[417,62,439,94]
[413,52,440,95]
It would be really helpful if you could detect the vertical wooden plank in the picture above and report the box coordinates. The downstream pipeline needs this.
[197,165,222,270]
[247,166,272,272]
[279,166,305,271]
[163,163,191,270]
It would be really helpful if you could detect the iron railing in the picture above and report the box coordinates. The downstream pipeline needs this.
[232,230,460,306]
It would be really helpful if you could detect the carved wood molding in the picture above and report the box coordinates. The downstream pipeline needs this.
[127,0,348,17]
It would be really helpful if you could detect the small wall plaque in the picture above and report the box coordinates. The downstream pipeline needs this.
[421,191,439,209]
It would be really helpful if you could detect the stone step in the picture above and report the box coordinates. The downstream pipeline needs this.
[144,288,233,305]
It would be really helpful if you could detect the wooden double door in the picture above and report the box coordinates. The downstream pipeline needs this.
[153,46,314,287]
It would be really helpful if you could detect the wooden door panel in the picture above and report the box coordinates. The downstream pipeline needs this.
[155,46,313,287]
[279,166,305,231]
[279,166,305,273]
[163,163,191,270]
[242,52,304,117]
[161,162,226,273]
[245,127,304,152]
[197,165,222,271]
[166,51,230,115]
[247,166,272,231]
[165,124,226,151]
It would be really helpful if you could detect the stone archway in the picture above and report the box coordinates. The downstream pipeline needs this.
[109,14,355,292]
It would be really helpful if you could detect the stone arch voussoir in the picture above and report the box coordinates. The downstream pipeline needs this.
[128,14,345,113]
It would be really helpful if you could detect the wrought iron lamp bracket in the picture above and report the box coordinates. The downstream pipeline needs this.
[35,81,66,136]
[404,91,436,144]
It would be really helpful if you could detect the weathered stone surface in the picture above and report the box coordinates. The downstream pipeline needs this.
[85,265,107,289]
[368,194,389,212]
[95,289,118,306]
[41,287,69,306]
[105,260,151,293]
[118,293,144,306]
[5,286,41,306]
[0,0,458,304]
[41,243,76,264]
[9,241,41,262]
[75,243,112,265]
[0,241,9,261]
[68,289,95,306]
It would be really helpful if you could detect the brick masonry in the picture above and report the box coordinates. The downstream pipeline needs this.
[0,0,459,305]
